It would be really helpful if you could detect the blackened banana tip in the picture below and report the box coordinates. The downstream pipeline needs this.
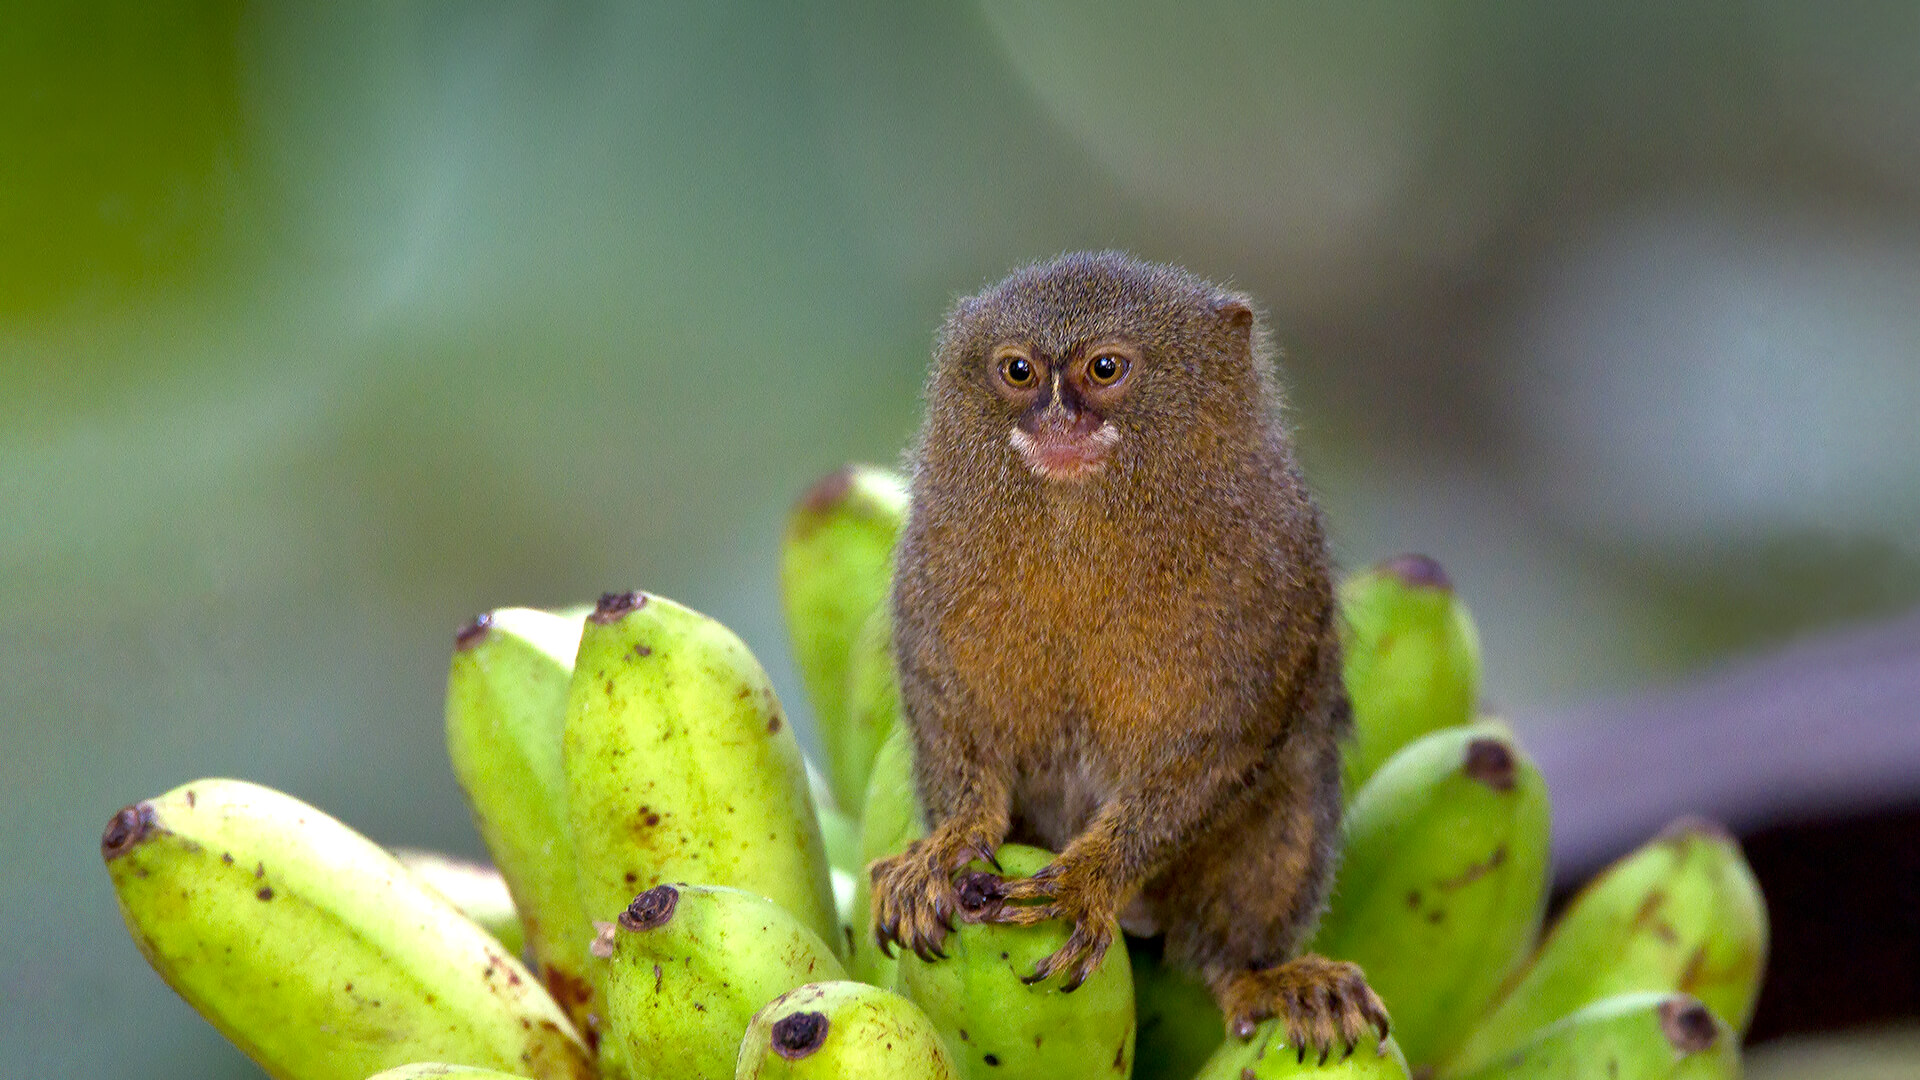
[102,802,156,860]
[591,591,648,624]
[617,884,679,931]
[770,1010,829,1059]
[454,613,494,651]
[1383,553,1451,591]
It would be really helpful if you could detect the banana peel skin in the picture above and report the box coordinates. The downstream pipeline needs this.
[1338,554,1482,797]
[1447,992,1740,1080]
[442,606,597,1031]
[851,723,926,988]
[600,882,847,1080]
[564,590,839,955]
[1311,722,1553,1069]
[1191,1019,1412,1079]
[736,980,959,1079]
[780,464,910,813]
[1442,819,1767,1077]
[1127,935,1225,1080]
[895,844,1135,1079]
[392,848,527,959]
[101,778,592,1080]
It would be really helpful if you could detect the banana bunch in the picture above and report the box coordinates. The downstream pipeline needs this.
[102,464,1770,1080]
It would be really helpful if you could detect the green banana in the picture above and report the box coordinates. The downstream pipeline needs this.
[841,605,905,814]
[102,778,591,1080]
[1127,936,1224,1080]
[1310,722,1552,1068]
[850,723,926,987]
[1448,992,1738,1080]
[444,607,599,1030]
[820,804,863,879]
[781,464,910,811]
[366,1066,530,1080]
[564,590,838,952]
[599,883,847,1080]
[1192,1022,1411,1079]
[736,980,959,1079]
[894,844,1135,1079]
[393,848,527,958]
[1338,554,1482,795]
[1442,819,1766,1077]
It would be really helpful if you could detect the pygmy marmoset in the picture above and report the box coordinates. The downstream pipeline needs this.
[870,251,1389,1059]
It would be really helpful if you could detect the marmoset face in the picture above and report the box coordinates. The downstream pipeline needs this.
[985,336,1137,481]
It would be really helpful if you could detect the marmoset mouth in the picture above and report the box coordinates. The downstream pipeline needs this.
[1009,421,1120,479]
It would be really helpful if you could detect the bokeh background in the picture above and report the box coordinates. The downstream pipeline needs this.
[5,3,1917,1077]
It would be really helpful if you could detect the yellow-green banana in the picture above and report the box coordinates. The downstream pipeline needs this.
[564,590,838,951]
[1447,992,1738,1080]
[600,883,847,1080]
[1193,1022,1410,1079]
[736,980,959,1079]
[1442,819,1766,1077]
[820,804,863,879]
[840,606,905,814]
[1339,554,1481,795]
[1310,722,1552,1068]
[102,778,591,1080]
[366,1060,529,1068]
[850,724,925,987]
[393,848,527,958]
[894,845,1135,1079]
[1127,936,1224,1080]
[444,607,599,1030]
[780,464,909,811]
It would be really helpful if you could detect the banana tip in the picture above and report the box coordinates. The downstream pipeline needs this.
[1657,815,1734,845]
[798,465,859,517]
[1657,997,1720,1053]
[591,591,648,624]
[771,1010,829,1059]
[617,884,679,932]
[1462,738,1517,792]
[101,803,156,861]
[454,613,494,651]
[1381,553,1451,591]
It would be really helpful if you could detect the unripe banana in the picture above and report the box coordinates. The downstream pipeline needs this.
[600,883,848,1080]
[841,606,905,814]
[102,779,591,1080]
[367,1066,529,1080]
[393,848,527,958]
[736,980,959,1079]
[781,464,910,811]
[820,804,863,879]
[1192,1022,1411,1079]
[1127,936,1224,1080]
[564,590,838,951]
[1442,819,1766,1077]
[1447,992,1738,1080]
[1339,554,1481,795]
[850,724,925,987]
[1310,723,1552,1068]
[895,844,1135,1079]
[443,608,599,1030]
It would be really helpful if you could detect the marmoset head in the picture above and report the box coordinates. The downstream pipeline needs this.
[926,251,1275,484]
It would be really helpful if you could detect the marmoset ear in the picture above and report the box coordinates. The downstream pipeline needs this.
[1210,295,1255,346]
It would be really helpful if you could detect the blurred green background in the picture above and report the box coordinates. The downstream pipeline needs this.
[6,3,1918,1076]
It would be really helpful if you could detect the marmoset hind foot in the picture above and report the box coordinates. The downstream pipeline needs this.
[1216,954,1391,1064]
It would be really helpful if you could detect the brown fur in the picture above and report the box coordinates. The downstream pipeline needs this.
[869,252,1387,1055]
